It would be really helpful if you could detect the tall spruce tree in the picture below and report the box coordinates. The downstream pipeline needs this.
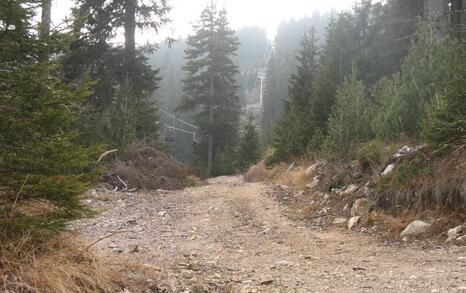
[63,0,169,148]
[237,116,261,171]
[178,2,240,175]
[271,30,318,161]
[312,13,358,131]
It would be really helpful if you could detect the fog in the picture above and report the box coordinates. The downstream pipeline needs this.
[52,0,355,41]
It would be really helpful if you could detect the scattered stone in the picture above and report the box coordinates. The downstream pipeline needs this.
[257,227,270,235]
[305,162,320,176]
[456,235,466,245]
[287,162,296,172]
[187,262,201,271]
[381,164,396,176]
[333,217,348,226]
[157,211,167,217]
[446,224,465,242]
[125,244,139,253]
[181,270,194,279]
[274,260,293,267]
[260,279,274,285]
[343,204,350,211]
[348,216,362,229]
[351,199,374,218]
[400,220,431,238]
[306,177,320,190]
[339,184,359,196]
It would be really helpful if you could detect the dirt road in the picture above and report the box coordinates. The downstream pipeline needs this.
[76,176,466,292]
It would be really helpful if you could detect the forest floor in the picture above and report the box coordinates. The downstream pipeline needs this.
[75,176,466,292]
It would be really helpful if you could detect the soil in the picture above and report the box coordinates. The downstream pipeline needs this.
[75,176,466,292]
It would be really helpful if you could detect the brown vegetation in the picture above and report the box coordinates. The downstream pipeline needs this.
[0,233,121,293]
[104,145,196,191]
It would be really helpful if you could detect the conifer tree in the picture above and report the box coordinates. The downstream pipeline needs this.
[271,30,318,161]
[312,13,358,131]
[422,41,466,151]
[237,116,261,171]
[63,0,169,148]
[323,70,372,157]
[178,2,240,175]
[373,22,455,140]
[0,0,100,234]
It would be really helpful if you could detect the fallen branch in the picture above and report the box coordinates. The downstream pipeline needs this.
[116,175,128,192]
[97,149,118,162]
[76,230,127,259]
[9,175,29,220]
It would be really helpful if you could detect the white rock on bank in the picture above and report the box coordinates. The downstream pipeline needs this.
[340,184,359,196]
[306,177,320,190]
[348,216,362,229]
[446,224,465,242]
[305,162,320,176]
[351,198,374,218]
[456,235,466,245]
[400,220,431,238]
[381,163,396,176]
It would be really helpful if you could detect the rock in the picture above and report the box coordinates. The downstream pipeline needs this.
[381,163,396,176]
[343,204,350,211]
[125,244,139,253]
[446,224,465,242]
[306,177,320,190]
[181,270,194,279]
[287,162,296,172]
[393,144,425,159]
[456,235,466,245]
[305,162,319,176]
[274,260,293,267]
[400,220,431,238]
[187,262,201,271]
[339,184,359,196]
[157,211,167,217]
[351,198,374,218]
[348,216,362,229]
[260,279,274,285]
[333,217,348,226]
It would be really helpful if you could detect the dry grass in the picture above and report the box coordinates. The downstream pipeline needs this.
[0,232,121,293]
[245,161,312,191]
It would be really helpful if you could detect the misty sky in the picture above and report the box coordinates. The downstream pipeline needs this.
[52,0,356,42]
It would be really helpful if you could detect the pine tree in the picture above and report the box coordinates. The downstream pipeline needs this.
[323,70,372,157]
[373,22,456,140]
[422,41,466,151]
[237,116,261,171]
[312,13,358,131]
[63,0,169,148]
[178,2,240,175]
[271,30,318,161]
[0,0,100,234]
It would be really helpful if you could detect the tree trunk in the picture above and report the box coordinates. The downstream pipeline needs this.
[423,0,449,38]
[124,0,136,66]
[450,0,463,41]
[207,74,214,174]
[39,0,52,63]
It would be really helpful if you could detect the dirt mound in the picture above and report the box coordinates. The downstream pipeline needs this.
[103,146,192,191]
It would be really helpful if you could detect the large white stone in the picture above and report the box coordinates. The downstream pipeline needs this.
[400,220,431,238]
[348,216,362,229]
